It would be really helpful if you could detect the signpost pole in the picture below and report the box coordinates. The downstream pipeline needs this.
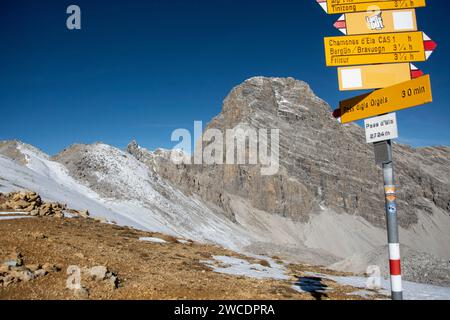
[319,0,435,300]
[379,140,403,300]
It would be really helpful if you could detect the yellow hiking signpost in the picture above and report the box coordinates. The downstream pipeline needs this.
[338,74,433,123]
[316,0,426,15]
[337,63,423,91]
[334,9,418,35]
[324,31,429,67]
[316,0,437,301]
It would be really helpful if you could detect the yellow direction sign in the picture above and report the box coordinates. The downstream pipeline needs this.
[324,31,429,67]
[337,63,423,91]
[316,0,426,15]
[334,9,418,35]
[339,75,432,124]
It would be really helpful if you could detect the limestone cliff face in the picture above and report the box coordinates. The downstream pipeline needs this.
[128,77,450,229]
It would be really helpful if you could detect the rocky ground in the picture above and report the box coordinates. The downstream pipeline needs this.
[0,192,382,300]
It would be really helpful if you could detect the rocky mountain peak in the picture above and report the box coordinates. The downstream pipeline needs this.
[129,76,449,230]
[209,76,333,131]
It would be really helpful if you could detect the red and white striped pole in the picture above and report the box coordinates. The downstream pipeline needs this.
[388,243,403,299]
[381,140,403,300]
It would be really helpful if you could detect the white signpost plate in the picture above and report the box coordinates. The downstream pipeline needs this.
[364,113,398,144]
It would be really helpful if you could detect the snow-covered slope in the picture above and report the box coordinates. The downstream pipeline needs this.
[0,146,137,228]
[0,141,251,250]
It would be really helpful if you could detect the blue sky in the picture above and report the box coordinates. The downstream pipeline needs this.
[0,0,449,155]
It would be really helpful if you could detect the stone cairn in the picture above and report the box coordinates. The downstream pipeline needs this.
[0,191,90,218]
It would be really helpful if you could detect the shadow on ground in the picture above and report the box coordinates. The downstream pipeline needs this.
[294,276,330,300]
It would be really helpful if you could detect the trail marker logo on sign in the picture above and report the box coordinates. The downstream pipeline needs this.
[334,9,418,35]
[366,12,384,30]
[364,113,399,144]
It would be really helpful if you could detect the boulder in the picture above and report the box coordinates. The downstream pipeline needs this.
[55,211,64,218]
[27,264,42,272]
[10,269,35,282]
[79,210,90,218]
[88,266,108,281]
[12,200,29,210]
[109,275,119,289]
[23,204,35,212]
[93,217,107,224]
[12,193,21,201]
[1,275,15,287]
[33,269,47,278]
[42,263,60,273]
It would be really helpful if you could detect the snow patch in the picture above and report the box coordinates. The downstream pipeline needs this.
[0,212,29,215]
[0,216,34,221]
[274,90,309,114]
[202,255,289,280]
[139,237,167,244]
[347,290,378,299]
